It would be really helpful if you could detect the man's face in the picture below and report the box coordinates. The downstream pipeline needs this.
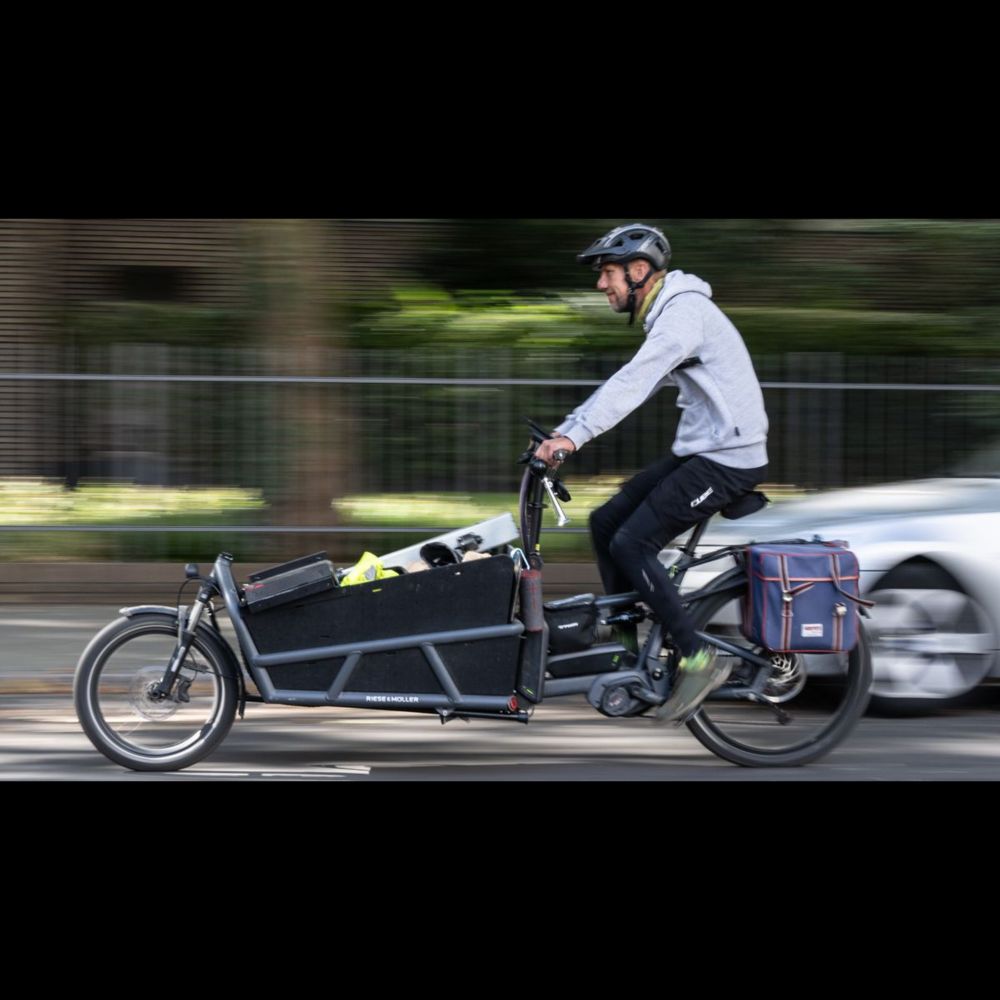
[596,263,629,313]
[596,260,649,313]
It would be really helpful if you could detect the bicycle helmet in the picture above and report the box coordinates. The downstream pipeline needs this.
[577,223,671,325]
[577,223,671,272]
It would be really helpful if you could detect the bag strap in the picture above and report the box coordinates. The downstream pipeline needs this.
[777,554,815,599]
[829,554,876,608]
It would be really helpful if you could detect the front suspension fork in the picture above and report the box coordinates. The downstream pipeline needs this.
[152,584,213,700]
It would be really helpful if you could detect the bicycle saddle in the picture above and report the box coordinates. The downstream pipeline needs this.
[720,490,770,520]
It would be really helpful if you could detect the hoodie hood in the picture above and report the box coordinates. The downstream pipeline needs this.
[643,270,714,330]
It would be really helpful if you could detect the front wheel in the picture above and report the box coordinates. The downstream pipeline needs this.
[74,614,238,771]
[682,587,872,767]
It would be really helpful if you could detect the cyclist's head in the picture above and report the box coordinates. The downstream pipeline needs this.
[577,223,671,273]
[577,223,671,325]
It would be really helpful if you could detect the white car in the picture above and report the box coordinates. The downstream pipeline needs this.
[689,472,1000,714]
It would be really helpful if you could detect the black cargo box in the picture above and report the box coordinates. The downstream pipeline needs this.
[241,555,520,697]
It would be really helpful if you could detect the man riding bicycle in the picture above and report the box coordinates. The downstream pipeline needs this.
[534,223,770,722]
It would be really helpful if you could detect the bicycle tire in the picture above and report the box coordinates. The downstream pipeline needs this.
[74,614,238,772]
[683,586,872,767]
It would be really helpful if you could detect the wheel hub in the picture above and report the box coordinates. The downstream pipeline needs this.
[762,652,807,703]
[870,586,995,699]
[129,665,181,721]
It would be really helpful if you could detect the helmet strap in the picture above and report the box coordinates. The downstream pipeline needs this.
[623,262,655,327]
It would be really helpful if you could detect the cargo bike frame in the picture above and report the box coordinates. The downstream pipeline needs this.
[74,423,872,771]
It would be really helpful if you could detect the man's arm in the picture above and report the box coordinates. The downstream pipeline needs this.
[551,301,704,451]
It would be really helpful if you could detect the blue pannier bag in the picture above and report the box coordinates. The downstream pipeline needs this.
[742,540,874,653]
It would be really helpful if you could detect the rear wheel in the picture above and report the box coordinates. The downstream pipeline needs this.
[682,588,872,766]
[74,614,238,771]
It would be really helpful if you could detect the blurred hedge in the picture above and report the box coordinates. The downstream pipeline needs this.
[348,285,1000,357]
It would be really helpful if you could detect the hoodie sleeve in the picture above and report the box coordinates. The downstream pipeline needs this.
[554,299,704,450]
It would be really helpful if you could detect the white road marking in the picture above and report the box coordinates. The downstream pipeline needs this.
[0,619,105,629]
[181,764,373,779]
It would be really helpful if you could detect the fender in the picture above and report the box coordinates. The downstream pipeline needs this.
[120,604,185,618]
[119,605,250,712]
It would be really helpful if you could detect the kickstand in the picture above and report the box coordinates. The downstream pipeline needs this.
[436,708,470,725]
[746,692,791,725]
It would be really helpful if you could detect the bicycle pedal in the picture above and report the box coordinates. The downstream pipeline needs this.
[601,608,645,627]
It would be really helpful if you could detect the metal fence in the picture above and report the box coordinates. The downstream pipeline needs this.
[3,347,1000,561]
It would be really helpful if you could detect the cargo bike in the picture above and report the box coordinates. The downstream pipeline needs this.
[74,422,873,771]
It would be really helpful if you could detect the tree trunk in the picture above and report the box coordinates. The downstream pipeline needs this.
[252,220,347,560]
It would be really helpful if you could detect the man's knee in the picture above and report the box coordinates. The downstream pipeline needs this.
[590,502,618,543]
[609,525,653,564]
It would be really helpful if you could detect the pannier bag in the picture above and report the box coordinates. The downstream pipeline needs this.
[742,541,874,653]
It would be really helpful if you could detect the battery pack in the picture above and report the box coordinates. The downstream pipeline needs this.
[243,552,337,613]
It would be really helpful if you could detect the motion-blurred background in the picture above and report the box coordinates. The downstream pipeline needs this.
[2,217,998,567]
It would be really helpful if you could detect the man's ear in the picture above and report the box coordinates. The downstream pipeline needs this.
[629,259,651,283]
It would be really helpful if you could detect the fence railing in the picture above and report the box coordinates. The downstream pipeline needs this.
[2,347,999,561]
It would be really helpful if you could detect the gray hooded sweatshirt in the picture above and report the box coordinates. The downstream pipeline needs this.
[555,270,769,470]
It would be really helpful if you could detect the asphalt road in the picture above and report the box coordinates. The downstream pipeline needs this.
[3,606,1000,781]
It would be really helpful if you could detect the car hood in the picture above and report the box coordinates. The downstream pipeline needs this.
[702,477,1000,544]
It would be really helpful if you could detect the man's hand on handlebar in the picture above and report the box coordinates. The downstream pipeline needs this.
[535,435,577,467]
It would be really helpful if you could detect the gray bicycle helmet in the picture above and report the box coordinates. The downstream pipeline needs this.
[577,223,671,272]
[577,223,671,325]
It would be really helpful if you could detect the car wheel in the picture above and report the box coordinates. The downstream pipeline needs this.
[867,562,996,716]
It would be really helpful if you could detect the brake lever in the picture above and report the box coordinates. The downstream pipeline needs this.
[525,417,553,443]
[552,478,571,502]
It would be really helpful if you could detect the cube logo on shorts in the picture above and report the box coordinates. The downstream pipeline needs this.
[690,486,714,508]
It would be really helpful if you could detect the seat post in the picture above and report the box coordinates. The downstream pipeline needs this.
[680,518,711,559]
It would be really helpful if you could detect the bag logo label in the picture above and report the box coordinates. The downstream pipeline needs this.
[802,623,824,637]
[690,486,714,508]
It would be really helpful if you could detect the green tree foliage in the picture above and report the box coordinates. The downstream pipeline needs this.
[348,219,1000,357]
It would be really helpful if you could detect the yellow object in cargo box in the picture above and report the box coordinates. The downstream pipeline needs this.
[340,552,399,587]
